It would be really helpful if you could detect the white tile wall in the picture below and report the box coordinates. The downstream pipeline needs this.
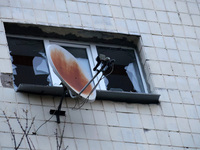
[184,26,196,38]
[84,125,98,139]
[0,0,200,149]
[142,0,154,10]
[115,18,128,33]
[180,91,194,104]
[100,141,114,150]
[72,124,86,138]
[129,113,143,128]
[176,77,189,91]
[160,61,173,75]
[180,133,195,148]
[81,109,95,124]
[141,114,155,129]
[34,10,48,23]
[109,126,123,141]
[93,110,107,125]
[125,143,138,150]
[192,134,200,147]
[0,7,12,19]
[100,4,112,17]
[184,104,199,119]
[165,117,178,131]
[144,10,157,22]
[68,109,83,123]
[179,50,193,64]
[172,103,187,118]
[157,131,171,145]
[176,118,191,132]
[192,91,200,105]
[121,127,135,142]
[168,132,183,147]
[188,2,200,14]
[160,23,173,36]
[122,7,134,19]
[105,111,119,126]
[130,0,143,8]
[133,128,147,143]
[117,113,131,127]
[145,61,161,74]
[153,115,167,130]
[88,140,101,150]
[145,130,159,144]
[96,125,111,140]
[75,139,89,150]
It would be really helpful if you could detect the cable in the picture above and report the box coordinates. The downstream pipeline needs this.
[33,87,67,134]
[33,57,115,132]
[32,112,55,135]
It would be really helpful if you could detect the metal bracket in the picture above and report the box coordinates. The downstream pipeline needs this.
[49,84,67,124]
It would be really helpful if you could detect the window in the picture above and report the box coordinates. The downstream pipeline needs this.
[4,23,160,103]
[7,35,148,94]
[7,37,50,88]
[96,46,146,93]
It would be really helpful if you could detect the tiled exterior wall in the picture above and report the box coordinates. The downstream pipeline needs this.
[0,0,200,149]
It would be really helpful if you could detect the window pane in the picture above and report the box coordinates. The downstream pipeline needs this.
[62,46,88,59]
[7,37,50,87]
[97,46,145,93]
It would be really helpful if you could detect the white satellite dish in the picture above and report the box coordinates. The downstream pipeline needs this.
[46,44,96,102]
[46,44,114,123]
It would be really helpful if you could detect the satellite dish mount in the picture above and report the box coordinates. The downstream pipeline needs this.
[49,84,67,124]
[47,45,114,123]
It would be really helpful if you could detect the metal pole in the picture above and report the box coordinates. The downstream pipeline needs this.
[78,70,101,96]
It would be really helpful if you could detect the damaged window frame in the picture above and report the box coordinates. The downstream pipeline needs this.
[7,35,51,90]
[7,34,148,94]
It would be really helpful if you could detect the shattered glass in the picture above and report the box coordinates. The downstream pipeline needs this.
[7,37,50,88]
[97,46,145,93]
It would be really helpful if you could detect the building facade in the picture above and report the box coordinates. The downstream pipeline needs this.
[0,0,200,149]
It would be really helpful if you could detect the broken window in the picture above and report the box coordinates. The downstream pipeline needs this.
[7,36,148,93]
[7,37,50,89]
[97,46,145,93]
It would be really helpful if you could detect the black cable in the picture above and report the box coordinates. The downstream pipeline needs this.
[33,86,67,134]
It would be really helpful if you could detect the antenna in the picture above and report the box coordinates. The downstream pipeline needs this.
[46,44,115,123]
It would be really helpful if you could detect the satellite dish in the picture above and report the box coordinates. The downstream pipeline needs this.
[46,44,96,102]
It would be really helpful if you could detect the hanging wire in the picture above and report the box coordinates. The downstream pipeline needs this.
[33,87,67,134]
[32,112,55,135]
[72,74,104,110]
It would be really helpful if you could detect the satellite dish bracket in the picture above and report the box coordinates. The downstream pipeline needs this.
[78,68,101,97]
[48,51,115,123]
[49,84,67,124]
[78,54,115,99]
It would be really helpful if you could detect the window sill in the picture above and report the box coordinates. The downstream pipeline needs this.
[17,84,159,104]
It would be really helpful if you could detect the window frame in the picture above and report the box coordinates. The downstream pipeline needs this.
[43,40,101,89]
[7,34,149,94]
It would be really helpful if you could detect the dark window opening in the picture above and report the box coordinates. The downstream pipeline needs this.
[7,37,50,87]
[97,46,145,93]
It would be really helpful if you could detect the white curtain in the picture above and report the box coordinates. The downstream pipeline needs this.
[33,56,49,75]
[124,63,142,92]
